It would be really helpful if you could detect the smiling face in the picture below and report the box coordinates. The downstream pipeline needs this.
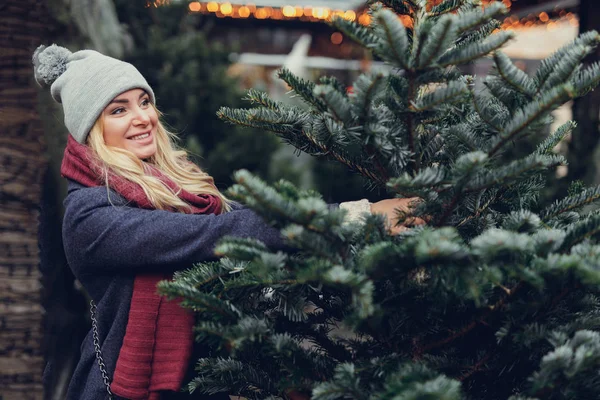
[102,89,158,160]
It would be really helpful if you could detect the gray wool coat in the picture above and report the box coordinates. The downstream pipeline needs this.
[59,180,289,399]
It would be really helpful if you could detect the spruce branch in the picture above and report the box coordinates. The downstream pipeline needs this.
[189,357,276,398]
[315,85,354,126]
[244,89,284,111]
[454,2,507,35]
[466,154,565,193]
[492,51,537,98]
[417,14,456,68]
[372,8,411,70]
[534,120,576,155]
[456,188,502,228]
[457,352,494,382]
[570,61,600,97]
[540,44,592,92]
[331,17,381,56]
[413,79,468,111]
[560,213,600,250]
[472,92,505,133]
[455,19,501,50]
[414,282,525,357]
[429,0,463,17]
[488,85,574,156]
[350,72,387,123]
[534,31,600,90]
[157,281,242,319]
[387,166,447,196]
[438,30,513,67]
[541,185,600,221]
[378,0,417,15]
[278,68,327,112]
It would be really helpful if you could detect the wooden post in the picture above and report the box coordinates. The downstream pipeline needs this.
[0,1,49,399]
[568,0,600,185]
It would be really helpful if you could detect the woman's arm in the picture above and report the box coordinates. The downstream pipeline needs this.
[63,185,284,277]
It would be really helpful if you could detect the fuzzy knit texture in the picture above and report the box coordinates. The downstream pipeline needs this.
[339,199,372,226]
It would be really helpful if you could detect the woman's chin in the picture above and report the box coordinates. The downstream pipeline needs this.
[132,143,157,160]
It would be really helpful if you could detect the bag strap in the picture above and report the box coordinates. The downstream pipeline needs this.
[90,300,114,399]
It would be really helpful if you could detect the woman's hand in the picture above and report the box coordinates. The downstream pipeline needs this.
[370,198,426,235]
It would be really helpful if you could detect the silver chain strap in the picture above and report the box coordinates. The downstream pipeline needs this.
[90,300,114,399]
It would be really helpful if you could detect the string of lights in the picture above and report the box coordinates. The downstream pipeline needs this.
[147,0,579,30]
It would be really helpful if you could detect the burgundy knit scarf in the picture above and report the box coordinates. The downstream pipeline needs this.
[61,135,222,399]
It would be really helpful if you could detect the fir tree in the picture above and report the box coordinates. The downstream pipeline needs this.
[160,1,600,399]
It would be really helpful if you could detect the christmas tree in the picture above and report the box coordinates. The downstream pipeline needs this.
[160,1,600,398]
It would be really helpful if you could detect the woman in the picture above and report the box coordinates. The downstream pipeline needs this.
[33,44,420,400]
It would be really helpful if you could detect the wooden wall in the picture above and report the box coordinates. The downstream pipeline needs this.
[0,1,49,399]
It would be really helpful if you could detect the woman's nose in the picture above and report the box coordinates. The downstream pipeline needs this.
[132,108,151,125]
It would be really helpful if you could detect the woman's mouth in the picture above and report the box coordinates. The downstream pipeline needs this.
[128,132,152,142]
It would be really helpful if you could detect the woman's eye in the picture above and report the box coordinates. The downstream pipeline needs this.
[141,99,150,107]
[111,107,125,115]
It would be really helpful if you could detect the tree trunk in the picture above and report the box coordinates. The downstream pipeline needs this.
[0,1,50,399]
[567,0,600,185]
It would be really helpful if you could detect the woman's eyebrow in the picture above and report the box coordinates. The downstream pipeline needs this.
[109,91,148,105]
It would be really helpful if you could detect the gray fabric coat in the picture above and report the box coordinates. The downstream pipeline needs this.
[59,180,288,399]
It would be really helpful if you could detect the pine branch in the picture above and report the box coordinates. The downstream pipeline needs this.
[466,154,565,193]
[372,8,411,70]
[492,51,537,98]
[541,185,600,221]
[455,19,501,50]
[472,91,505,133]
[315,85,354,126]
[457,352,494,382]
[244,88,284,111]
[454,2,507,35]
[560,213,600,250]
[157,281,242,320]
[278,68,327,112]
[417,14,456,68]
[350,72,387,122]
[413,79,468,111]
[534,120,576,155]
[387,166,447,195]
[438,31,513,67]
[534,31,600,90]
[378,0,415,15]
[414,282,524,357]
[540,44,591,92]
[570,61,600,97]
[429,0,463,17]
[331,17,381,56]
[456,188,503,228]
[488,85,574,156]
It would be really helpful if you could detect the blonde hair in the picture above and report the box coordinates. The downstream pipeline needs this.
[87,112,231,213]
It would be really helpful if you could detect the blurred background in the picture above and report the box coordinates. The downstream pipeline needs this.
[1,0,598,398]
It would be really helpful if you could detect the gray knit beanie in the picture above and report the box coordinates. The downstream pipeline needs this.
[32,44,156,144]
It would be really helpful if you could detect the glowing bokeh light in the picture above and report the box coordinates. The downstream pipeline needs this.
[206,1,218,12]
[330,32,343,45]
[220,2,233,14]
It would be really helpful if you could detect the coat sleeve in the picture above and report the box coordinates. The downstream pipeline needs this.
[62,185,285,277]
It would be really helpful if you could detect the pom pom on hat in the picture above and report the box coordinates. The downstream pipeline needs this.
[32,44,72,87]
